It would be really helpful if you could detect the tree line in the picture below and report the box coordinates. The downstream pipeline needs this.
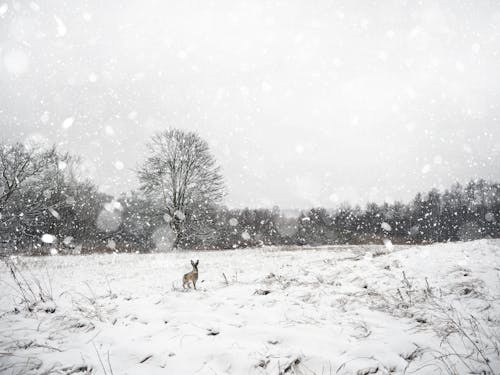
[1,129,499,255]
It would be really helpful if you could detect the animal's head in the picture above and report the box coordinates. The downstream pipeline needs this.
[191,259,199,271]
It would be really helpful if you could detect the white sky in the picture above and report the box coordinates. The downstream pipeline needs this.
[1,0,500,208]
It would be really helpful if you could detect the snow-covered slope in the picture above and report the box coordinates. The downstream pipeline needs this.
[1,240,499,374]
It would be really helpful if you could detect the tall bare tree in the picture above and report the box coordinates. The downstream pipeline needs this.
[138,129,225,248]
[0,142,58,211]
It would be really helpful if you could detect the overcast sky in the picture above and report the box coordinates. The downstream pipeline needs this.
[1,0,499,208]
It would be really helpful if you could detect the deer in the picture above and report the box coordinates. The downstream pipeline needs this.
[182,259,199,290]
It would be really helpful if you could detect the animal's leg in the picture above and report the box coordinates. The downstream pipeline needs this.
[193,281,197,290]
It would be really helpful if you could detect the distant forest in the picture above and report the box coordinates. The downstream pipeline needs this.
[1,136,499,255]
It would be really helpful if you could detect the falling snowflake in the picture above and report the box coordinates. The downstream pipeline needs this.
[54,15,67,37]
[381,222,392,232]
[62,117,74,129]
[41,234,56,244]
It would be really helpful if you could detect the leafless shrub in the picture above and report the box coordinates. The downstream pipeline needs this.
[221,271,238,286]
[264,272,292,289]
[2,257,55,313]
[60,283,115,322]
[254,289,271,295]
[222,272,229,285]
[57,364,93,374]
[255,358,270,369]
[0,353,43,375]
[417,300,500,375]
[385,275,500,374]
[372,249,388,257]
[336,356,395,375]
[364,271,499,374]
[93,343,114,375]
[279,356,302,374]
[3,339,62,353]
[400,344,425,372]
[351,321,372,340]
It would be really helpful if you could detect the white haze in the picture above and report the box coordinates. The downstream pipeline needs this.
[1,0,500,208]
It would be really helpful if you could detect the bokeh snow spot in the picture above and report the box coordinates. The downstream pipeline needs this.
[97,202,122,232]
[421,164,431,174]
[62,117,74,129]
[54,15,66,37]
[58,161,67,170]
[114,161,124,170]
[381,222,392,232]
[41,234,56,244]
[241,231,251,241]
[48,207,60,220]
[0,3,8,16]
[485,212,495,222]
[151,226,176,252]
[229,217,238,226]
[105,126,115,136]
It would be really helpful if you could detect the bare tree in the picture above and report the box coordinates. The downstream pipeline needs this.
[0,142,58,211]
[0,141,105,253]
[138,129,225,248]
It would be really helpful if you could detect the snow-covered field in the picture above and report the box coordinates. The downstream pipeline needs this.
[1,240,499,375]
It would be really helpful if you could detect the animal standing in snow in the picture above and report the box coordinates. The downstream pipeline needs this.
[183,259,199,289]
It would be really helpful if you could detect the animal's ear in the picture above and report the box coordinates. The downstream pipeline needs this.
[191,260,194,266]
[195,260,199,266]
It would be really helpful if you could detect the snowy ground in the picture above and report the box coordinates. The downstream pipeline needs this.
[1,240,499,375]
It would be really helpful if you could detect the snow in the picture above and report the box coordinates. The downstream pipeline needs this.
[62,117,75,130]
[83,12,92,22]
[114,161,124,170]
[41,233,56,244]
[54,15,67,37]
[104,126,115,136]
[151,226,176,251]
[58,161,68,170]
[96,210,122,232]
[0,3,7,17]
[48,208,60,220]
[381,222,392,232]
[1,240,499,374]
[241,230,251,240]
[29,2,40,12]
